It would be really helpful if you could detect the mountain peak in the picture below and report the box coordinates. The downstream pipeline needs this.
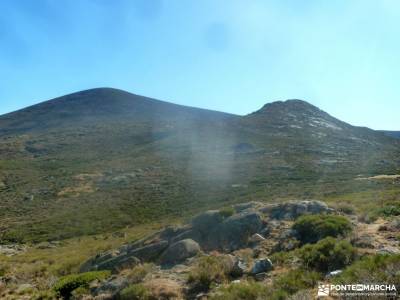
[258,99,321,114]
[245,99,348,132]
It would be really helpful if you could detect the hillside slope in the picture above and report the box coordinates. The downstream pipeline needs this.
[0,89,399,242]
[382,131,400,139]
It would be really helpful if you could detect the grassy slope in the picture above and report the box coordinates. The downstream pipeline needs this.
[0,89,399,243]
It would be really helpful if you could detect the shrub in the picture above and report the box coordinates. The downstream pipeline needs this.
[188,255,232,290]
[210,281,269,300]
[211,269,321,300]
[293,214,352,244]
[379,203,400,217]
[219,206,235,219]
[299,237,356,272]
[270,251,295,267]
[119,284,151,300]
[336,204,356,215]
[53,270,110,299]
[334,254,400,286]
[358,212,378,224]
[125,263,155,284]
[273,269,321,296]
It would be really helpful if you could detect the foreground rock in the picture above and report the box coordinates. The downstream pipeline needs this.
[80,240,168,272]
[204,211,264,251]
[80,200,334,272]
[160,239,201,265]
[251,258,273,275]
[260,200,333,220]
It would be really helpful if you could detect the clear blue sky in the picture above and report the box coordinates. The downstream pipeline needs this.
[0,0,399,130]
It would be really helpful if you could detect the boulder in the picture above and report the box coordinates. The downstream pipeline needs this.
[191,210,223,234]
[170,229,202,244]
[229,257,247,277]
[260,200,332,220]
[81,240,168,272]
[159,225,190,242]
[160,239,201,265]
[205,211,263,251]
[80,250,140,272]
[128,240,169,262]
[80,250,121,272]
[251,258,273,275]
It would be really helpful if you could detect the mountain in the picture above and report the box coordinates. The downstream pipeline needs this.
[381,131,400,139]
[0,88,399,242]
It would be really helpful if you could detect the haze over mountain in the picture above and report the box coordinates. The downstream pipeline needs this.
[0,88,399,242]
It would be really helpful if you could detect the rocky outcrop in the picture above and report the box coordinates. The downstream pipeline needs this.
[80,240,168,272]
[160,239,201,265]
[204,211,264,251]
[259,200,333,220]
[191,210,223,234]
[80,200,334,272]
[128,240,169,262]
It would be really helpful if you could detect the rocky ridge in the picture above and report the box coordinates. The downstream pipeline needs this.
[80,200,333,298]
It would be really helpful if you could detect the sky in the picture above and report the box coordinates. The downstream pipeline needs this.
[0,0,399,130]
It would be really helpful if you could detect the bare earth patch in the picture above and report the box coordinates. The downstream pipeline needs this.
[355,174,400,180]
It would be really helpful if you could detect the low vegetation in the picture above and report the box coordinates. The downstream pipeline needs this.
[293,214,352,244]
[120,283,151,300]
[272,269,322,297]
[210,280,270,300]
[378,202,400,217]
[211,269,321,300]
[53,270,110,299]
[188,254,233,290]
[334,254,400,286]
[299,237,357,272]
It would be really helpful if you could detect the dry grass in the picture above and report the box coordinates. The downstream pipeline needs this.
[0,223,166,295]
[144,278,183,300]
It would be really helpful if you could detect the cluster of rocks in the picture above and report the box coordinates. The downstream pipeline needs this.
[81,200,332,274]
[0,244,27,256]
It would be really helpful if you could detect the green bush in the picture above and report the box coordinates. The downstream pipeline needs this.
[293,214,352,244]
[379,203,400,217]
[53,270,110,299]
[119,284,151,300]
[219,206,235,219]
[273,269,321,296]
[336,204,356,215]
[299,237,356,272]
[210,281,269,300]
[334,254,400,285]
